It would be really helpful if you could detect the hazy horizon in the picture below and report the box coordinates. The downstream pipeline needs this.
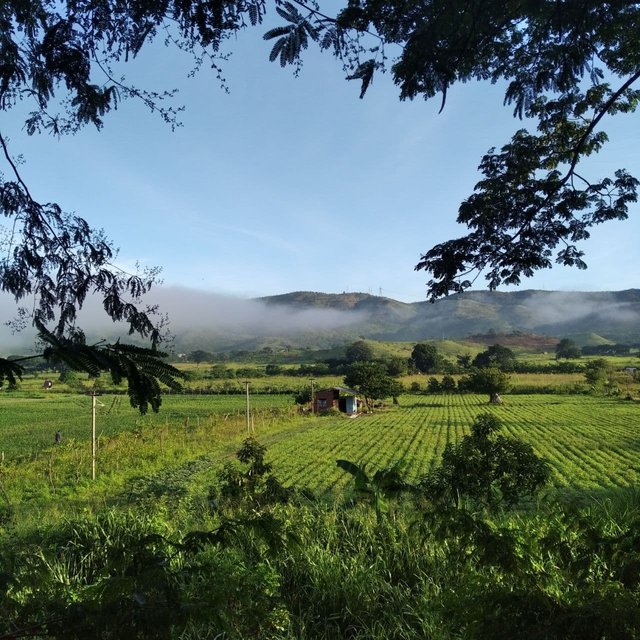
[2,285,639,354]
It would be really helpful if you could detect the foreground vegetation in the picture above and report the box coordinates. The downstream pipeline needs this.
[2,406,640,639]
[2,358,640,638]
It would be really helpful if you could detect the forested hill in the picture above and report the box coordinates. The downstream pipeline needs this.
[258,289,640,345]
[5,288,639,354]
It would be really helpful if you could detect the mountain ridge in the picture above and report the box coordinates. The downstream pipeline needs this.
[256,288,640,346]
[3,288,639,354]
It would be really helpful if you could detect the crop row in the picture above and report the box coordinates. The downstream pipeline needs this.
[2,392,639,499]
[266,394,640,497]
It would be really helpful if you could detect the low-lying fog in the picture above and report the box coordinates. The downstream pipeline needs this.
[2,287,638,354]
[0,286,366,352]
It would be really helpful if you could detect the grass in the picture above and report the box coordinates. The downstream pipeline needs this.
[0,392,298,460]
[2,388,640,529]
[2,382,640,638]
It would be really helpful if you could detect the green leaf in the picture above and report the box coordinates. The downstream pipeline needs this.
[336,459,370,491]
[0,357,24,387]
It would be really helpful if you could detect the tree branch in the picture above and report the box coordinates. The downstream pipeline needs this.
[0,133,34,201]
[560,69,640,186]
[0,131,67,253]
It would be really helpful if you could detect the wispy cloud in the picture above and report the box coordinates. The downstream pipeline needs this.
[206,222,301,254]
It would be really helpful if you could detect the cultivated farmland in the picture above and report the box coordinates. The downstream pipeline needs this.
[263,394,640,500]
[2,387,640,639]
[2,391,639,504]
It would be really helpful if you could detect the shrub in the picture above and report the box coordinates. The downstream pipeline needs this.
[422,413,550,509]
[440,375,457,393]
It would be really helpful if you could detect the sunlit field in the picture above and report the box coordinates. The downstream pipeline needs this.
[3,390,639,504]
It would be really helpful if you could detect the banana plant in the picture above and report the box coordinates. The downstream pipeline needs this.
[336,458,410,523]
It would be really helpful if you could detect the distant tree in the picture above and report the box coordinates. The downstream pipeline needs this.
[440,375,457,394]
[438,358,458,375]
[456,354,473,369]
[388,379,405,404]
[410,343,439,373]
[345,340,375,364]
[472,345,516,371]
[189,350,213,365]
[467,368,511,404]
[322,359,346,375]
[422,413,550,509]
[209,364,234,379]
[384,356,409,377]
[293,388,312,406]
[265,364,283,376]
[236,367,265,378]
[427,377,441,394]
[584,358,610,389]
[296,363,330,376]
[555,338,582,359]
[583,344,632,356]
[344,361,397,411]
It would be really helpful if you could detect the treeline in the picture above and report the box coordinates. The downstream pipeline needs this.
[582,343,640,356]
[206,362,347,379]
[185,338,639,379]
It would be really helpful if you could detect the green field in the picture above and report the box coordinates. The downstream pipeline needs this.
[0,392,297,460]
[2,390,639,504]
[3,388,640,638]
[267,394,640,499]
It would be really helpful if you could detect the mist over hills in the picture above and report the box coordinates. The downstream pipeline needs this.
[258,289,640,347]
[2,288,639,354]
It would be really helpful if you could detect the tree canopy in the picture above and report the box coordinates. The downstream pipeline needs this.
[345,340,374,364]
[2,1,639,393]
[466,367,511,404]
[422,413,550,509]
[584,358,611,390]
[555,338,582,360]
[472,344,516,371]
[343,361,401,410]
[410,343,439,374]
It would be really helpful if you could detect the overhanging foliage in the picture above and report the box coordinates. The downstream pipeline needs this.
[1,0,639,395]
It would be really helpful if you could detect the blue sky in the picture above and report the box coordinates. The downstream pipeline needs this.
[3,22,639,304]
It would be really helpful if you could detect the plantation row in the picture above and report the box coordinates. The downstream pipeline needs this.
[2,392,639,504]
[265,394,640,500]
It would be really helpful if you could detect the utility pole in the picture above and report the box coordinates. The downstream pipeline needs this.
[89,391,99,480]
[309,378,316,415]
[243,380,251,433]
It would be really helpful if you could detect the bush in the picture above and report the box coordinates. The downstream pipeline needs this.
[422,413,550,509]
[293,388,312,405]
[318,407,342,417]
[440,375,457,393]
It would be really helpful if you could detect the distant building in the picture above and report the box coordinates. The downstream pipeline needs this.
[313,386,359,415]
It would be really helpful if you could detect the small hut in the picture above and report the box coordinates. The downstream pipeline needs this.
[313,386,359,415]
